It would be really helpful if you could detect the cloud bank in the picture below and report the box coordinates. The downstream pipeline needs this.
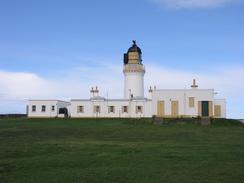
[151,0,243,9]
[0,63,244,118]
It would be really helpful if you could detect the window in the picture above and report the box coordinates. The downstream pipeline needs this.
[77,106,84,113]
[32,105,36,112]
[108,106,115,113]
[122,106,128,113]
[136,106,143,113]
[51,105,55,111]
[214,105,221,117]
[94,105,100,113]
[41,105,46,112]
[189,97,195,108]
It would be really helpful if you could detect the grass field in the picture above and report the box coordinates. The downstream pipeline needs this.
[0,118,244,183]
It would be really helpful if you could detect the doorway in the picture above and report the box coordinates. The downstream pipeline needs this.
[157,101,165,117]
[201,101,209,117]
[171,101,179,117]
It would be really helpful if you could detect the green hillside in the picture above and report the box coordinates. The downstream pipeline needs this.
[0,118,244,183]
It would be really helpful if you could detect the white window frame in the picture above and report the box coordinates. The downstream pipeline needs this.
[41,105,46,112]
[122,106,128,113]
[94,105,100,113]
[136,106,143,113]
[77,106,84,113]
[32,105,36,112]
[108,106,115,113]
[51,105,55,111]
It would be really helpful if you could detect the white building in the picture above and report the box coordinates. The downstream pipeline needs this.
[28,100,70,118]
[27,41,226,118]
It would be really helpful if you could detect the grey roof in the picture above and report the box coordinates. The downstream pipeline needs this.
[155,89,214,92]
[71,98,151,102]
[29,99,69,103]
[90,96,106,101]
[131,97,148,101]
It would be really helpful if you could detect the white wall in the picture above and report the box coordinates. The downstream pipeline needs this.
[124,72,144,99]
[152,89,215,117]
[70,99,152,118]
[27,90,226,119]
[28,100,70,118]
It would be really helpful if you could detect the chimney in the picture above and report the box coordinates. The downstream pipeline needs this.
[94,86,99,97]
[191,79,198,89]
[90,87,95,97]
[148,86,153,99]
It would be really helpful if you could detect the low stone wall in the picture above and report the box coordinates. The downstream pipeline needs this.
[152,117,211,125]
[0,114,27,118]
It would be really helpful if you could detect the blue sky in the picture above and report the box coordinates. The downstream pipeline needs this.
[0,0,244,118]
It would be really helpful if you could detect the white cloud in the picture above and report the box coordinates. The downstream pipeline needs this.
[0,64,123,101]
[0,63,244,118]
[151,0,243,9]
[0,71,52,99]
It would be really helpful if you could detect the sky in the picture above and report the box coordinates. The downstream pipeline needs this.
[0,0,243,118]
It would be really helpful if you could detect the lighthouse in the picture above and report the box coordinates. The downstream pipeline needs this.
[123,41,145,99]
[28,41,226,119]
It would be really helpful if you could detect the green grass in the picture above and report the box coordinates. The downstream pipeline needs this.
[0,118,244,183]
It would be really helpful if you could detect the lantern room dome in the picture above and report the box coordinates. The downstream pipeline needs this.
[127,40,142,54]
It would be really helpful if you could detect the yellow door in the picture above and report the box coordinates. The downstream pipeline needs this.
[214,105,221,117]
[209,101,213,117]
[171,101,179,117]
[157,101,165,117]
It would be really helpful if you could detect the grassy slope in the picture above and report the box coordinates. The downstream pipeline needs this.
[0,118,244,183]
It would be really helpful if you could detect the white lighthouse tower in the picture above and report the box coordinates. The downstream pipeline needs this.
[123,41,145,99]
